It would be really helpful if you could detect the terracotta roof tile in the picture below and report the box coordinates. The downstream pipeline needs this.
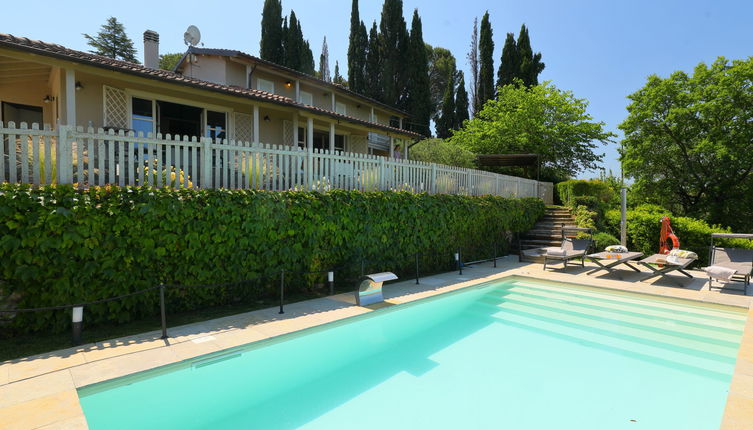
[0,33,422,139]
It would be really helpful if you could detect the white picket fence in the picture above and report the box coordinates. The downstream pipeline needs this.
[0,122,553,202]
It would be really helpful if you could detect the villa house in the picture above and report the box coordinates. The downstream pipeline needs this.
[0,30,420,157]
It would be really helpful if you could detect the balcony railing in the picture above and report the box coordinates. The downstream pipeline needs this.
[0,121,553,202]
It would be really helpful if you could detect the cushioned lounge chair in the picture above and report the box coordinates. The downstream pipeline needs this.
[708,233,753,291]
[543,236,592,271]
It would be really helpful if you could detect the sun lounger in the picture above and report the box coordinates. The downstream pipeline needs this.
[543,237,592,271]
[586,251,644,277]
[638,253,696,286]
[707,233,753,291]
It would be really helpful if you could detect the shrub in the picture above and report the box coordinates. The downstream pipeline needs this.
[592,232,621,251]
[603,206,753,266]
[556,179,614,207]
[0,184,545,333]
[409,138,477,168]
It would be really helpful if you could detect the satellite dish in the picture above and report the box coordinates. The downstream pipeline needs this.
[184,25,201,47]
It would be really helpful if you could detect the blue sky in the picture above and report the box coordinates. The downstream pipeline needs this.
[4,0,752,178]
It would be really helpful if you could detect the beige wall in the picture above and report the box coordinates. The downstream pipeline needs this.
[0,80,52,126]
[252,70,296,100]
[225,61,247,88]
[180,55,227,85]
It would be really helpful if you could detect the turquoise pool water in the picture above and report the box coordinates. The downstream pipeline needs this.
[79,278,746,429]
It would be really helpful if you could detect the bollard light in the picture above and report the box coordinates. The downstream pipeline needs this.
[72,306,84,345]
[72,306,84,323]
[328,271,335,296]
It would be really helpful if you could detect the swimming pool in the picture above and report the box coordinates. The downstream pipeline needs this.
[79,277,746,429]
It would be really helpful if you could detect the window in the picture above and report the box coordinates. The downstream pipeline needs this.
[299,91,313,106]
[335,102,347,115]
[257,78,275,94]
[1,102,42,126]
[297,127,305,147]
[206,111,227,142]
[131,98,154,137]
[335,135,346,152]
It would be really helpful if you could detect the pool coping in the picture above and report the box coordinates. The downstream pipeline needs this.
[1,257,752,430]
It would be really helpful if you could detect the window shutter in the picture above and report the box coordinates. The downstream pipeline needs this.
[282,120,293,146]
[103,85,128,130]
[233,112,253,144]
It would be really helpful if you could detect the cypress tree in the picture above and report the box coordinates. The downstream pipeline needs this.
[467,17,479,117]
[283,12,301,69]
[301,40,315,75]
[454,71,469,128]
[84,17,139,63]
[477,11,494,111]
[333,61,346,85]
[405,10,432,136]
[260,0,284,64]
[347,0,368,93]
[497,33,518,88]
[516,24,545,86]
[319,36,331,81]
[379,0,409,108]
[365,21,382,101]
[436,77,456,138]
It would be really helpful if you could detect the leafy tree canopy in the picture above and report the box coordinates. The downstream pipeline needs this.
[619,57,753,230]
[159,53,183,71]
[84,17,139,63]
[409,138,477,168]
[452,81,613,179]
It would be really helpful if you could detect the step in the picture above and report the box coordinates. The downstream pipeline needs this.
[484,290,742,347]
[474,305,736,377]
[520,238,562,248]
[532,223,579,229]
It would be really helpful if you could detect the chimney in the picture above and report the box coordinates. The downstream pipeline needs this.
[143,30,159,69]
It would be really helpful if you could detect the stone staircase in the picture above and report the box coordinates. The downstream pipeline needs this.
[519,207,578,262]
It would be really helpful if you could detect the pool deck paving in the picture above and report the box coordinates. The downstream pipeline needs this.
[2,256,753,429]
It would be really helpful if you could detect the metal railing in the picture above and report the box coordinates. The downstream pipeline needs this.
[0,243,509,346]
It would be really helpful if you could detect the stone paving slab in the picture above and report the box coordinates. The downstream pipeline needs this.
[0,256,751,429]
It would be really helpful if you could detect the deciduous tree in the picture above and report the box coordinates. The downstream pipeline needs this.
[410,138,477,168]
[619,57,753,230]
[427,45,457,124]
[159,53,183,71]
[453,82,613,179]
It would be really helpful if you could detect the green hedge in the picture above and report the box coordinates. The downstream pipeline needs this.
[0,184,545,333]
[604,206,753,266]
[556,179,614,207]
